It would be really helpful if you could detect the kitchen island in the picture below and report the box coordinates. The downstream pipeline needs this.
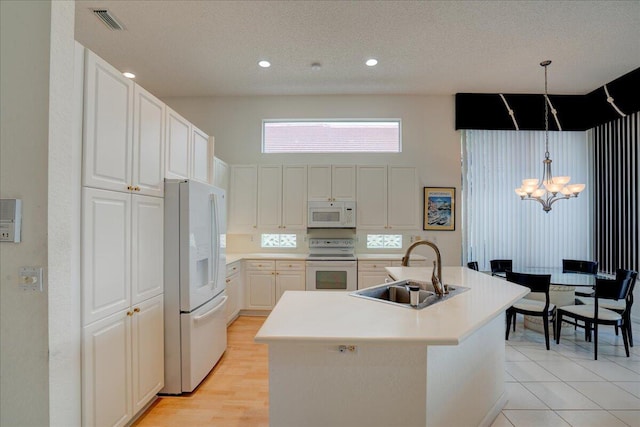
[254,267,528,427]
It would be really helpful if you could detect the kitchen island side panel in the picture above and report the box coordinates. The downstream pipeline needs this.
[269,342,428,427]
[426,313,506,427]
[267,312,505,427]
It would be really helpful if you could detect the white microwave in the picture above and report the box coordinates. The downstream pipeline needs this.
[307,201,356,228]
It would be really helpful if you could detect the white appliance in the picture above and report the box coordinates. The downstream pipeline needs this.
[306,238,357,291]
[307,201,356,228]
[162,180,228,395]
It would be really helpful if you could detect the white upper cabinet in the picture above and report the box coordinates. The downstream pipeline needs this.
[191,126,211,183]
[257,165,282,229]
[165,107,213,184]
[213,157,229,191]
[229,165,258,232]
[132,85,165,197]
[165,107,191,180]
[83,50,165,196]
[357,166,418,230]
[281,165,307,229]
[356,166,388,229]
[83,50,134,193]
[307,165,356,201]
[257,165,307,230]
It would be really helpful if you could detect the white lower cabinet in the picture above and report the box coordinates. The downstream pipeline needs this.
[245,260,305,309]
[357,260,393,290]
[274,261,306,303]
[245,260,276,309]
[82,294,164,427]
[131,295,164,414]
[225,261,242,324]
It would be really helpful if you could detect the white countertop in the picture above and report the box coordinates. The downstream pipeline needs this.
[226,253,426,264]
[255,267,528,346]
[354,253,426,261]
[226,253,308,264]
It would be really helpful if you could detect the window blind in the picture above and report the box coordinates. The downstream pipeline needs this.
[462,129,594,271]
[593,112,639,274]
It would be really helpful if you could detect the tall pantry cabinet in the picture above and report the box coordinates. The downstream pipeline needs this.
[81,49,165,427]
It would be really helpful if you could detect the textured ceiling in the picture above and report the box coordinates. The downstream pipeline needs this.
[74,0,640,97]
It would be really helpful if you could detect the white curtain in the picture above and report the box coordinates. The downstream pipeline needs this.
[462,129,594,271]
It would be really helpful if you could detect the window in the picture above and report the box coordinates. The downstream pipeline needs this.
[366,234,402,249]
[263,120,401,153]
[261,234,297,248]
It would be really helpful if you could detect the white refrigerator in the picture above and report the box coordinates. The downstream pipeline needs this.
[162,179,228,394]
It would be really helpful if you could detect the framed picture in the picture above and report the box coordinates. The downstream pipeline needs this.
[423,187,455,231]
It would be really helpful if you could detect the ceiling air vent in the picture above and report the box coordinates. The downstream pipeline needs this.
[92,9,124,31]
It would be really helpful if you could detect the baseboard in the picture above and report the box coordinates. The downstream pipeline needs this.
[479,392,507,427]
[238,309,270,317]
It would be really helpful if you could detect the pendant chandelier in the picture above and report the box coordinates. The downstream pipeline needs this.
[514,60,585,212]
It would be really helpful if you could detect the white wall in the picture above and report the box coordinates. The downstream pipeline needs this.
[47,11,81,427]
[1,1,77,425]
[164,95,463,264]
[1,1,52,425]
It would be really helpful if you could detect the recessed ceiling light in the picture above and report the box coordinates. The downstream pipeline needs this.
[365,59,378,67]
[122,72,135,79]
[311,62,322,71]
[258,60,271,68]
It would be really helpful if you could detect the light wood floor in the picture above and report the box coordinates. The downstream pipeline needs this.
[133,316,269,427]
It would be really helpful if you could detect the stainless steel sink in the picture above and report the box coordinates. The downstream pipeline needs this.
[350,279,469,310]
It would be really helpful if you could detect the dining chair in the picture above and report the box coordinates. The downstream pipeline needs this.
[573,269,637,347]
[490,259,512,276]
[467,261,479,271]
[556,269,636,360]
[563,259,598,298]
[505,272,555,350]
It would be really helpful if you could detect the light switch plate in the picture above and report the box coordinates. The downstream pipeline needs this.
[19,266,43,291]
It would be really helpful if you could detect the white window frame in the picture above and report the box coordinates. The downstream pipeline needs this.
[262,119,402,153]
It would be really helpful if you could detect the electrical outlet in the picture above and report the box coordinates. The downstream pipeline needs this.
[19,267,43,291]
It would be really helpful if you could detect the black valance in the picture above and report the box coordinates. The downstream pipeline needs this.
[455,67,640,131]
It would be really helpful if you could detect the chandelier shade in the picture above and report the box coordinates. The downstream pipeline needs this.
[515,60,585,212]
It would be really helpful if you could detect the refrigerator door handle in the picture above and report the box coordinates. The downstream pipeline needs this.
[193,295,228,324]
[210,193,220,289]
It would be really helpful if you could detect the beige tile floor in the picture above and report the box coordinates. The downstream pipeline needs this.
[493,315,640,427]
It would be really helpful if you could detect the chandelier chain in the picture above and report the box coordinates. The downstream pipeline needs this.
[514,59,585,212]
[544,62,550,160]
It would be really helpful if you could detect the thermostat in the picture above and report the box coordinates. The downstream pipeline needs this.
[0,199,22,242]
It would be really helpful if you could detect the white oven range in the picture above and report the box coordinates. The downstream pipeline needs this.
[306,238,357,291]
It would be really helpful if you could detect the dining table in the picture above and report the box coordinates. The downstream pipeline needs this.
[488,267,614,332]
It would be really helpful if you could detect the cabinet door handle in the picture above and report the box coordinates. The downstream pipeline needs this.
[226,279,231,283]
[134,186,141,191]
[127,185,133,191]
[133,307,140,313]
[126,311,133,316]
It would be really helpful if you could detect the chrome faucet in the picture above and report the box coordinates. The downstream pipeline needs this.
[401,240,445,296]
